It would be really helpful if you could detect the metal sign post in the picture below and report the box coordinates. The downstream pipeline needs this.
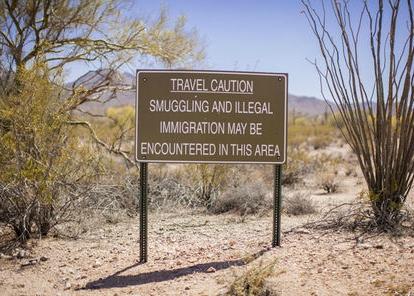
[139,162,148,263]
[272,164,282,247]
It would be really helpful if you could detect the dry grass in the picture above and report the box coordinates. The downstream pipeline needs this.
[318,172,339,193]
[284,192,317,216]
[226,260,278,296]
[283,149,314,186]
[209,183,270,216]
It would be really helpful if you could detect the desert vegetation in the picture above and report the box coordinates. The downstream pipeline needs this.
[0,0,413,295]
[303,0,414,229]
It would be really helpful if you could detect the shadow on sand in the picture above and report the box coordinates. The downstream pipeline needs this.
[83,247,271,290]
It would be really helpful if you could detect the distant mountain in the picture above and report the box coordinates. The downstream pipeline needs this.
[289,94,333,117]
[69,70,135,114]
[70,70,332,116]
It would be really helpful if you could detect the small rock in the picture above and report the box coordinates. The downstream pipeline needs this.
[64,282,71,290]
[185,287,190,290]
[358,243,373,249]
[342,265,349,270]
[295,228,311,235]
[373,244,384,249]
[17,250,27,259]
[67,268,75,274]
[356,237,364,244]
[39,256,48,262]
[317,268,323,273]
[20,261,31,267]
[0,253,13,260]
[92,260,102,268]
[206,267,216,273]
[21,259,37,267]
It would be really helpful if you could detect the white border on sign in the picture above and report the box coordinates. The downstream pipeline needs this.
[135,70,288,164]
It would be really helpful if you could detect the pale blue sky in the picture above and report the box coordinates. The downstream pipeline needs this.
[136,0,322,98]
[66,0,411,99]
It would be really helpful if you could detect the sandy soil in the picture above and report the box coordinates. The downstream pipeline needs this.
[1,145,413,296]
[1,207,413,296]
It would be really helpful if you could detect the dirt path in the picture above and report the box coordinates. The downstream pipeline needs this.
[1,210,413,296]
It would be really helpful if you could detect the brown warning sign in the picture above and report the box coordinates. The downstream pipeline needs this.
[135,70,287,164]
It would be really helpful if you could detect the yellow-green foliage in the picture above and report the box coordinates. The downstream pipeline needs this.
[0,65,66,189]
[183,164,229,205]
[106,105,135,128]
[226,260,276,296]
[82,106,136,150]
[288,116,338,149]
[0,64,101,238]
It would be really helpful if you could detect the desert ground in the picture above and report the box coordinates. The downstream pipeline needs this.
[1,211,413,295]
[1,143,414,296]
[0,145,414,296]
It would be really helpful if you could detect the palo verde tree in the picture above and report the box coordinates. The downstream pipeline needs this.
[302,0,413,229]
[0,0,203,241]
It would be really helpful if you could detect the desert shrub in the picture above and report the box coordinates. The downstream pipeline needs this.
[318,172,339,193]
[308,134,332,150]
[84,171,138,215]
[209,183,269,216]
[150,177,198,210]
[0,65,102,241]
[327,112,345,129]
[283,148,314,186]
[183,164,229,208]
[98,105,135,145]
[288,117,338,149]
[303,0,414,229]
[284,192,317,216]
[226,260,277,296]
[342,163,357,177]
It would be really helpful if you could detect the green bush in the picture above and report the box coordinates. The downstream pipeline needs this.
[0,65,101,241]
